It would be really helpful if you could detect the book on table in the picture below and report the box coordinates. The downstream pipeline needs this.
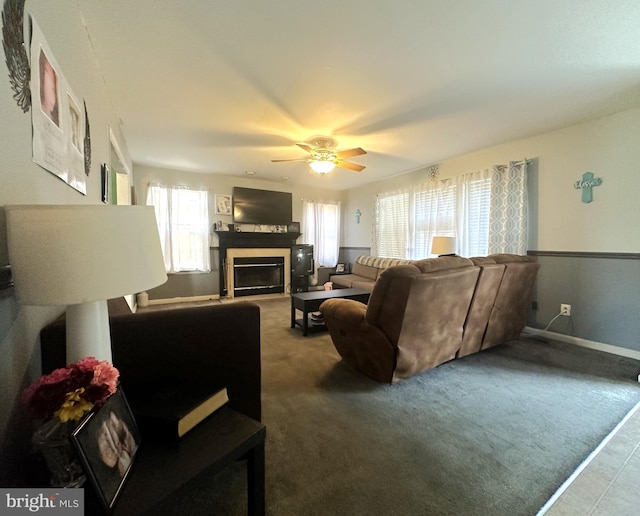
[129,381,229,439]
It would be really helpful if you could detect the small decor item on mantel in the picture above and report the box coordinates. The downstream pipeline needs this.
[22,357,120,488]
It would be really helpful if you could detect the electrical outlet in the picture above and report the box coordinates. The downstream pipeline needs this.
[560,303,571,316]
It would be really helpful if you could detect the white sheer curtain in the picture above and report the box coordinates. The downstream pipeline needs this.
[146,184,211,273]
[488,161,528,254]
[302,200,341,282]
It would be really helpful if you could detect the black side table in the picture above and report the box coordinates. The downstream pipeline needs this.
[92,407,266,515]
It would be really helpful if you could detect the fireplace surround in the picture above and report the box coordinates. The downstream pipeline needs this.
[215,231,301,298]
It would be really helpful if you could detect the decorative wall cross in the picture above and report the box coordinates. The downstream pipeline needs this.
[574,171,603,203]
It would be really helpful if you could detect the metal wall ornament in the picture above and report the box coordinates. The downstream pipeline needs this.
[426,165,439,181]
[1,0,30,112]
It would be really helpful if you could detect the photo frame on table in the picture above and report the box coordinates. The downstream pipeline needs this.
[215,194,232,215]
[71,389,140,511]
[335,263,346,273]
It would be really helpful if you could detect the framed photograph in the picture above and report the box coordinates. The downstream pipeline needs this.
[215,194,232,215]
[100,163,109,204]
[287,221,300,233]
[336,263,346,273]
[71,389,140,511]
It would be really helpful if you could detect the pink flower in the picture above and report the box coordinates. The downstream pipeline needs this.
[92,361,119,394]
[22,357,120,422]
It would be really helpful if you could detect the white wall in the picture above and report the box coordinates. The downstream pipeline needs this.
[343,106,640,253]
[0,1,130,481]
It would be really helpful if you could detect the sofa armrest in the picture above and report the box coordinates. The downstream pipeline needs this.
[40,302,262,421]
[319,298,367,326]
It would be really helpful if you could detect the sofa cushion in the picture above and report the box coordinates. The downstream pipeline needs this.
[351,279,377,291]
[330,274,357,288]
[351,261,379,281]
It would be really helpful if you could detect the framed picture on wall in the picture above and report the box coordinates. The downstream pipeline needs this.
[215,194,232,215]
[101,164,109,204]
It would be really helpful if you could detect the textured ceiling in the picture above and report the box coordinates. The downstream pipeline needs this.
[78,0,640,190]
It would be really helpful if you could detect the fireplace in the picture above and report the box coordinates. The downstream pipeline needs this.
[225,247,291,299]
[233,256,285,297]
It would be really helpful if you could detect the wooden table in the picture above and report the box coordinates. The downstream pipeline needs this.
[94,407,266,515]
[290,288,370,336]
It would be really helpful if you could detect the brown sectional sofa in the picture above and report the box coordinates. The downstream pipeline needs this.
[330,256,413,291]
[320,254,539,383]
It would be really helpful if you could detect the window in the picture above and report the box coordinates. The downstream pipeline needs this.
[373,162,526,259]
[374,192,409,258]
[146,185,211,273]
[302,200,341,268]
[374,183,456,259]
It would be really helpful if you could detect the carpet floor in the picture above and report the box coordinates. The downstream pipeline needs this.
[153,297,640,515]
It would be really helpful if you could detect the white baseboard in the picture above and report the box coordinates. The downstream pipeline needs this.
[523,326,640,361]
[148,294,220,306]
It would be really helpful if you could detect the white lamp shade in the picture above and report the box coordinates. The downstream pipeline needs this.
[431,236,457,256]
[6,205,167,306]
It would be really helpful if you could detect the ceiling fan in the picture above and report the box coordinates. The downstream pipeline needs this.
[271,137,367,174]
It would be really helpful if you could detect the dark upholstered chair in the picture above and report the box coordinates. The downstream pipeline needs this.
[39,300,262,421]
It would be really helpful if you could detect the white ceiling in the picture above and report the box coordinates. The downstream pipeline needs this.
[78,0,640,190]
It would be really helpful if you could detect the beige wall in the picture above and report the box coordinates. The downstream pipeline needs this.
[343,106,640,253]
[0,1,131,479]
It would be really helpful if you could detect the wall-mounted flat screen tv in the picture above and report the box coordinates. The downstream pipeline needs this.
[232,187,292,225]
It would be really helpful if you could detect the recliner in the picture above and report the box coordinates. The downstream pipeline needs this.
[320,254,539,383]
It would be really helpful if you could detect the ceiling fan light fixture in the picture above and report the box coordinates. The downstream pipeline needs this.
[309,160,336,174]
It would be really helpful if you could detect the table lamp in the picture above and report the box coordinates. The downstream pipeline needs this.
[431,236,457,256]
[6,205,167,364]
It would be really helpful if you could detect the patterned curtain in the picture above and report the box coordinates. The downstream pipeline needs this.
[488,161,528,254]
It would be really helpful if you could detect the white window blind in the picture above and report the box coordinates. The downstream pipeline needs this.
[457,171,492,257]
[373,192,409,258]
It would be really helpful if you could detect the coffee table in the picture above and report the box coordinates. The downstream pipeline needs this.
[290,288,370,336]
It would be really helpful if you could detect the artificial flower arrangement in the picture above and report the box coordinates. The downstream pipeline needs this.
[22,357,120,423]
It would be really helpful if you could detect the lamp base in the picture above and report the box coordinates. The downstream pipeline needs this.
[65,300,113,364]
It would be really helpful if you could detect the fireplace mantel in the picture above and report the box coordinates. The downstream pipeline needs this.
[215,231,301,249]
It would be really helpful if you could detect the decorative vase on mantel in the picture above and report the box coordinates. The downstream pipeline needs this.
[32,418,86,488]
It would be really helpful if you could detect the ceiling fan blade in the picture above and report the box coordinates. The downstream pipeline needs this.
[336,160,365,172]
[295,143,314,154]
[335,147,367,159]
[271,158,310,163]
